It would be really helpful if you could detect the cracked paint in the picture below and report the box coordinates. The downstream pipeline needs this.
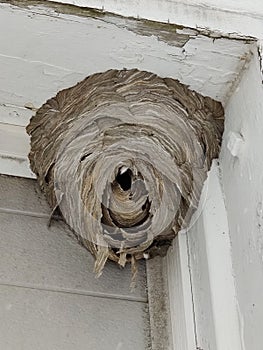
[0,0,257,181]
[0,0,255,110]
[0,0,257,45]
[257,41,263,83]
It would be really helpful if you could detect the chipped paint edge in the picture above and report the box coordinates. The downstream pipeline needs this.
[258,40,263,83]
[46,0,263,40]
[0,0,257,44]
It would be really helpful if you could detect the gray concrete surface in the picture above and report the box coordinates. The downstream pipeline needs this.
[0,174,150,350]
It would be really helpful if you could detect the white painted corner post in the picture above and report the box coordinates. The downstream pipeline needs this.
[165,231,196,350]
[166,161,243,350]
[163,42,263,350]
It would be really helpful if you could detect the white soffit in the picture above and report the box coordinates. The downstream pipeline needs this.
[0,1,255,178]
[49,0,263,39]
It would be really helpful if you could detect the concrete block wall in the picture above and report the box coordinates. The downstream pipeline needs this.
[0,174,150,350]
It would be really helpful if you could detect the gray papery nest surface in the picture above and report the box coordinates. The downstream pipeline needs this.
[27,69,224,278]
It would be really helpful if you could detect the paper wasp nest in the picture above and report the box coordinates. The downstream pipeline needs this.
[27,69,224,276]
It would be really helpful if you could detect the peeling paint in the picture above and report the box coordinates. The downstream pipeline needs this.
[257,41,263,83]
[0,0,256,47]
[195,26,256,42]
[1,0,193,49]
[223,49,253,105]
[0,0,258,183]
[0,0,255,109]
[0,0,106,18]
[46,0,263,40]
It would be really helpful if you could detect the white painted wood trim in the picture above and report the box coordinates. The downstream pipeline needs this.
[51,0,263,39]
[198,162,243,349]
[0,123,35,178]
[166,233,196,350]
[167,161,242,350]
[219,46,263,350]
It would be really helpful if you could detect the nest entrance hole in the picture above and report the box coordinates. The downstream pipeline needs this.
[116,168,133,191]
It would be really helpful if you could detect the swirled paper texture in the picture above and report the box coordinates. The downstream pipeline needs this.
[27,69,224,276]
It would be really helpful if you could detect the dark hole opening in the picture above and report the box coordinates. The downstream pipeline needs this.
[116,168,132,191]
[44,164,54,185]
[80,153,92,162]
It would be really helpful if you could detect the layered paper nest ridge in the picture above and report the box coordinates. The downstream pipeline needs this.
[27,69,224,276]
